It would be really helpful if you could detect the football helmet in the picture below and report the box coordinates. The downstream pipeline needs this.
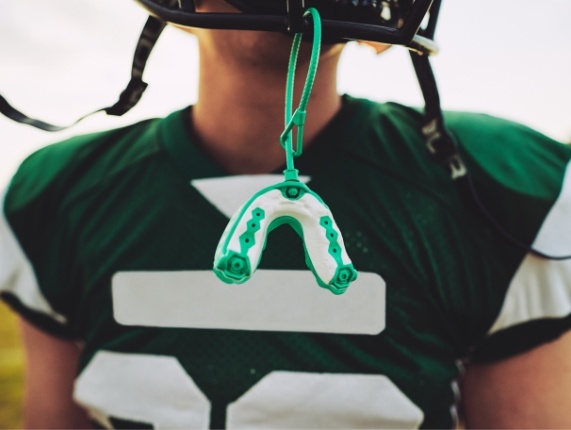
[134,0,439,54]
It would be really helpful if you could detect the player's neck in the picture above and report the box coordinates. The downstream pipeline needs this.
[191,46,343,175]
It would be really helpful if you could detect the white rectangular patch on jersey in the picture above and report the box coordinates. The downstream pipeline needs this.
[112,270,385,335]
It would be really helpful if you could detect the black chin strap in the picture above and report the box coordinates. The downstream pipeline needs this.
[0,16,165,132]
[410,51,571,261]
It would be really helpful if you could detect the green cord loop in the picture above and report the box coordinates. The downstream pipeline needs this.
[280,7,322,180]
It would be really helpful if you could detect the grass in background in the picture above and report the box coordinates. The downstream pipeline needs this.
[0,302,24,429]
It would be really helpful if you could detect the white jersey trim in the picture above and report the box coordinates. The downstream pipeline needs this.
[0,188,66,324]
[112,270,386,335]
[191,174,310,219]
[75,353,423,429]
[74,351,210,429]
[489,160,571,334]
[227,371,424,429]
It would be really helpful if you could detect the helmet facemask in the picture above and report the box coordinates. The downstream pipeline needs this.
[136,0,439,54]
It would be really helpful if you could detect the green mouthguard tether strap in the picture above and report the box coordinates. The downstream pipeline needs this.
[280,7,321,180]
[213,8,358,294]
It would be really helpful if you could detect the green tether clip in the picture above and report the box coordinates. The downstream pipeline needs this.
[213,8,358,294]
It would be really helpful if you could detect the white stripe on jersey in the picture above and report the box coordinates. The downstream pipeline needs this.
[112,270,385,335]
[0,188,67,324]
[489,160,571,334]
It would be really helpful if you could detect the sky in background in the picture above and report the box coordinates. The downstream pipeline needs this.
[1,0,570,186]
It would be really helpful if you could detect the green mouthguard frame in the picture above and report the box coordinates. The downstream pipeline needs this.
[213,8,357,294]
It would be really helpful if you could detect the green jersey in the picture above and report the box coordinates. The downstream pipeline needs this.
[2,95,571,428]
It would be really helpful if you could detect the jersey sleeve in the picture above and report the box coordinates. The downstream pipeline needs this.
[1,120,162,340]
[474,161,571,361]
[447,112,571,362]
[0,138,93,339]
[1,199,72,338]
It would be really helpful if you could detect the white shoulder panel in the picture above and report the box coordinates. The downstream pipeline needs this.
[0,189,66,324]
[489,161,571,334]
